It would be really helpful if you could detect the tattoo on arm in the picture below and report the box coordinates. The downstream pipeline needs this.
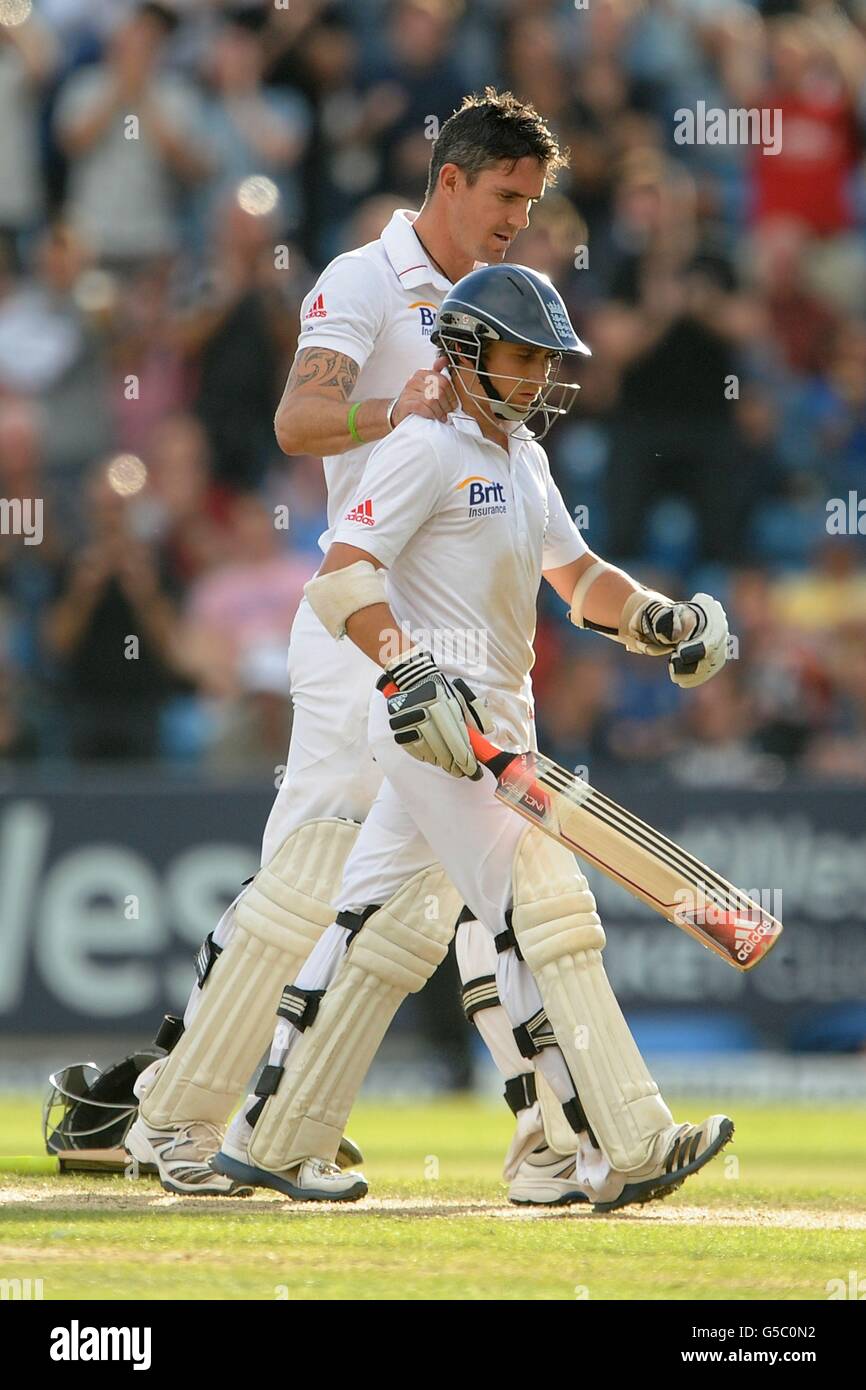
[287,348,360,401]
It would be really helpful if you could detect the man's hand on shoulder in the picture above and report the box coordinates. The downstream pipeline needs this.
[390,356,458,428]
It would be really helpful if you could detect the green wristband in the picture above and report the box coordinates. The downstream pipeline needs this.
[347,401,364,445]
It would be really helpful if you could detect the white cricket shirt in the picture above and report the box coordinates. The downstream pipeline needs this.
[332,411,588,750]
[296,208,454,551]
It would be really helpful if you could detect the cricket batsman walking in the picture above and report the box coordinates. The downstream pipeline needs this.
[127,91,598,1202]
[211,263,734,1210]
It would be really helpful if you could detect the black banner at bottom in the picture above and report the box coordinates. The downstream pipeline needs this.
[11,1298,861,1365]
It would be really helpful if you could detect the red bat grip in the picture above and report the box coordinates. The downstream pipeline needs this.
[464,726,499,763]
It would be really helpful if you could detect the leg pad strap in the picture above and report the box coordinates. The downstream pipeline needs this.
[194,934,222,988]
[504,1072,537,1115]
[248,864,463,1171]
[461,974,499,1022]
[513,1007,557,1059]
[277,985,325,1032]
[153,1014,184,1054]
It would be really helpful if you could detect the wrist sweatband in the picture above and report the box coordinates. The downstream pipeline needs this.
[347,401,364,445]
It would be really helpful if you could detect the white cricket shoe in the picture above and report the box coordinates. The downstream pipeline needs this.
[212,1144,367,1201]
[592,1114,734,1213]
[508,1147,591,1206]
[125,1116,252,1196]
[509,1145,633,1208]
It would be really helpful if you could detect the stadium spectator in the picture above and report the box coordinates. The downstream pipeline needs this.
[268,10,396,261]
[198,8,310,241]
[361,0,468,198]
[0,7,56,269]
[42,459,187,760]
[137,411,234,585]
[771,539,866,634]
[533,644,619,772]
[260,450,329,565]
[0,222,113,508]
[0,399,65,756]
[177,492,309,704]
[166,491,309,765]
[805,620,866,783]
[172,196,300,491]
[751,16,865,239]
[110,259,187,458]
[593,153,747,563]
[747,217,841,379]
[669,666,783,789]
[54,2,212,267]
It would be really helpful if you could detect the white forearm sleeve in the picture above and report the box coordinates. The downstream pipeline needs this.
[304,560,388,640]
[568,560,614,628]
[569,562,673,654]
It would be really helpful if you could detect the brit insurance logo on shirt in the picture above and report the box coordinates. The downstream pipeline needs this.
[409,301,437,336]
[455,475,507,517]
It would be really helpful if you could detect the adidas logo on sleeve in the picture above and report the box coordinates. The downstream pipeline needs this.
[344,498,375,526]
[304,293,327,320]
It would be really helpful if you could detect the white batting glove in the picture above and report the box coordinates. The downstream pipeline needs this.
[667,593,729,688]
[382,648,492,779]
[623,589,723,651]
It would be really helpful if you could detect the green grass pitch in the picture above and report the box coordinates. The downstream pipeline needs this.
[1,1093,864,1301]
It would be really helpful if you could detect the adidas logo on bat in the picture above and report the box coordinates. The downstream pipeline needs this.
[733,917,777,962]
[675,897,779,966]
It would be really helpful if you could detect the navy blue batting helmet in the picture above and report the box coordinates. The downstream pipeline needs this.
[431,264,590,437]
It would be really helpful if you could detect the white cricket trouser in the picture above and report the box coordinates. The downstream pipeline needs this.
[230,694,594,1139]
[336,694,579,1110]
[187,607,531,1123]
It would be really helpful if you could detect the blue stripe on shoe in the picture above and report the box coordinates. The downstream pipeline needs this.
[212,1151,367,1202]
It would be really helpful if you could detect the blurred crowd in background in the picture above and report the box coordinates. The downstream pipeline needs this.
[1,0,866,783]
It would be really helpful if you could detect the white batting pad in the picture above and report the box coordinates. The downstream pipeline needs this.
[141,818,358,1129]
[248,864,462,1171]
[511,826,673,1172]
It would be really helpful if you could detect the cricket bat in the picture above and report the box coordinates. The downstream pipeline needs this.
[382,657,782,972]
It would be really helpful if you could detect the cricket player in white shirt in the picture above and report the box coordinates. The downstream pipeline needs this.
[128,91,592,1202]
[212,263,733,1210]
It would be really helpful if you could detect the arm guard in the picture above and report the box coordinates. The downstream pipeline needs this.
[304,560,388,640]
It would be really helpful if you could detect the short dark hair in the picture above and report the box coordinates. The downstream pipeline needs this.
[426,88,567,199]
